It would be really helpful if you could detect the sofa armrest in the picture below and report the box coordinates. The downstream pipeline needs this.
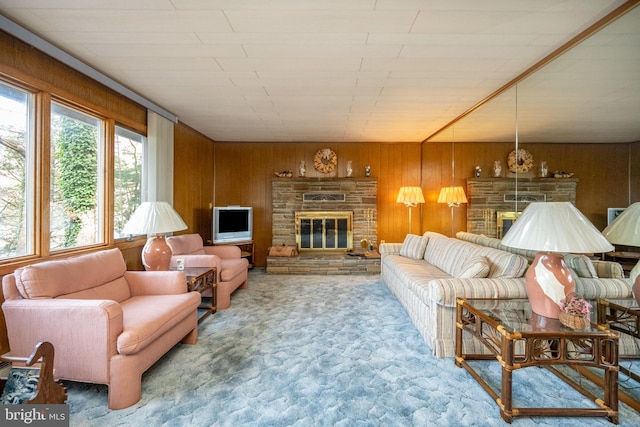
[125,271,188,295]
[575,277,633,299]
[428,278,528,308]
[204,245,241,259]
[2,299,123,382]
[591,260,625,279]
[379,243,402,255]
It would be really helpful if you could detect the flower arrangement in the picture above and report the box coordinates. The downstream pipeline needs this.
[558,293,591,329]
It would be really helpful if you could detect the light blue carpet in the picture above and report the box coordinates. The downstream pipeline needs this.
[65,270,640,426]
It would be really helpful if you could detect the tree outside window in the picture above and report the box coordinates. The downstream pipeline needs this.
[0,82,33,259]
[50,102,103,250]
[114,126,145,239]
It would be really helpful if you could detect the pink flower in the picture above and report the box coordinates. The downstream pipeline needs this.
[559,295,592,316]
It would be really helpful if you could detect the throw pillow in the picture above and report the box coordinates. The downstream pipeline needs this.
[0,367,40,404]
[563,254,598,278]
[456,256,491,278]
[399,234,427,260]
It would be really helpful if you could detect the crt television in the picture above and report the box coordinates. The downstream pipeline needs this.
[213,206,253,243]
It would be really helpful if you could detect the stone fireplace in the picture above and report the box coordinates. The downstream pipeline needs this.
[268,177,379,274]
[467,177,578,238]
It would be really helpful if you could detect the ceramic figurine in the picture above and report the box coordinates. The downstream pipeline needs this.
[475,165,482,177]
[299,160,306,177]
[346,161,353,177]
[365,164,371,177]
[493,161,502,177]
[539,161,548,177]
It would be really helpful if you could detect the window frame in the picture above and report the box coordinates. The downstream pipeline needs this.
[0,74,148,273]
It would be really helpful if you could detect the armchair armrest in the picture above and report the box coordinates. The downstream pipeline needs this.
[204,245,241,259]
[379,243,402,255]
[125,271,188,295]
[2,299,123,382]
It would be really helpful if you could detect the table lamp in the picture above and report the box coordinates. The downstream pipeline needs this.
[122,201,188,271]
[437,186,468,237]
[396,186,425,234]
[602,202,640,304]
[501,202,614,318]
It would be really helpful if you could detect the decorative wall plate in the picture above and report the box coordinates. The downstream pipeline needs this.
[507,149,534,173]
[313,148,338,173]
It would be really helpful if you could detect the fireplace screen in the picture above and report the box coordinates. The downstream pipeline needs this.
[295,211,353,251]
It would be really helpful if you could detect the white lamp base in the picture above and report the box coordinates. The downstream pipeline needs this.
[142,235,172,271]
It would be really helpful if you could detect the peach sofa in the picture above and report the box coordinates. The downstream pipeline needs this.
[167,233,249,309]
[1,248,201,409]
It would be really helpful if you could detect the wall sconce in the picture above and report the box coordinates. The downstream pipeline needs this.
[396,186,425,234]
[437,186,468,236]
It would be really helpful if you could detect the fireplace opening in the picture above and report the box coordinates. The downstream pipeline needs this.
[295,211,353,251]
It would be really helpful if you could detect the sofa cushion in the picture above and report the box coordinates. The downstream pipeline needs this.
[14,249,128,299]
[117,292,200,355]
[456,256,490,278]
[167,233,207,255]
[592,260,624,279]
[563,254,598,278]
[399,234,428,260]
[424,233,528,279]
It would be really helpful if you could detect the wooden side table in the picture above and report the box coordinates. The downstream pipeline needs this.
[172,267,217,324]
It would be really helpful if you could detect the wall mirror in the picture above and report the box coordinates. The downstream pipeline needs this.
[426,4,640,145]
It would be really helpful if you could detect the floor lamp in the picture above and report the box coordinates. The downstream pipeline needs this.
[437,186,468,237]
[396,186,425,234]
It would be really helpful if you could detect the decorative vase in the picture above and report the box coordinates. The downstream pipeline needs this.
[299,160,306,177]
[539,161,548,177]
[346,160,353,177]
[493,160,502,177]
[526,252,575,319]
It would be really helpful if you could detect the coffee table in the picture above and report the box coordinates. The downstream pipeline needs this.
[456,297,619,424]
[596,298,640,412]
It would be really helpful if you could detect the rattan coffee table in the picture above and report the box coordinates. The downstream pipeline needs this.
[455,298,619,424]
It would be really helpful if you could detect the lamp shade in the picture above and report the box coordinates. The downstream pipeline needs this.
[501,202,613,319]
[602,202,640,246]
[437,186,468,206]
[396,187,425,207]
[602,202,640,303]
[501,202,613,253]
[122,201,188,236]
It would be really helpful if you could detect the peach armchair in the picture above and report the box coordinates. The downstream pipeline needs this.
[1,248,201,409]
[167,233,248,309]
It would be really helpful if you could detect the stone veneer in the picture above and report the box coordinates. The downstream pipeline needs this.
[467,178,578,237]
[268,177,379,274]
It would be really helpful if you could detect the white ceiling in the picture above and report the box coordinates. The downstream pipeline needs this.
[0,0,638,143]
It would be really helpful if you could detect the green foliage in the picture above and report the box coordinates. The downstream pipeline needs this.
[53,117,97,247]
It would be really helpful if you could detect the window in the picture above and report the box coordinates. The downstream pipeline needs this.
[0,82,34,259]
[50,102,104,250]
[114,126,145,239]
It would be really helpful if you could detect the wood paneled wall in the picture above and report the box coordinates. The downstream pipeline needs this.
[214,141,634,267]
[213,142,422,267]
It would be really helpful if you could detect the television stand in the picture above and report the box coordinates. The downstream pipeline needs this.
[214,240,254,268]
